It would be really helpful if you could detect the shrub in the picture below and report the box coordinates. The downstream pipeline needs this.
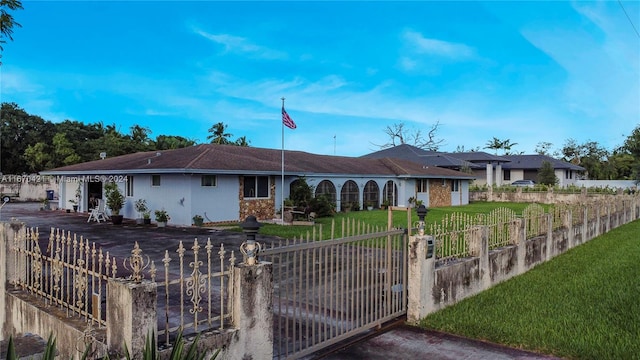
[309,194,335,218]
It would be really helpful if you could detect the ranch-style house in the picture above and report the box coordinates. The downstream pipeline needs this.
[41,144,475,226]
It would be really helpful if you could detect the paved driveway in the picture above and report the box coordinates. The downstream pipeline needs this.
[0,201,276,266]
[1,202,560,360]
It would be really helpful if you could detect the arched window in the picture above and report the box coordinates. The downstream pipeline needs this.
[383,180,398,206]
[363,180,380,207]
[315,180,336,203]
[340,180,359,211]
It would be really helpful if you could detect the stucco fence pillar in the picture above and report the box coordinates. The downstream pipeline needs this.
[0,221,27,343]
[225,262,273,360]
[407,233,436,324]
[106,279,157,359]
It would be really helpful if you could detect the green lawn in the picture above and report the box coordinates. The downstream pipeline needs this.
[236,202,542,240]
[419,219,640,360]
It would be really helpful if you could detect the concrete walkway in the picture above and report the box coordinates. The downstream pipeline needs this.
[1,202,561,360]
[317,325,560,359]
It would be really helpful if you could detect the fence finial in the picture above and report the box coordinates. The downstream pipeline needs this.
[416,204,428,236]
[240,215,262,265]
[123,241,150,282]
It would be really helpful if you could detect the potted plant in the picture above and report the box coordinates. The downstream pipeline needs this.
[142,211,151,225]
[155,209,170,227]
[192,214,204,227]
[104,182,125,225]
[365,201,374,211]
[134,199,149,225]
[381,199,390,210]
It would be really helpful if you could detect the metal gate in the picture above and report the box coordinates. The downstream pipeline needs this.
[261,227,408,359]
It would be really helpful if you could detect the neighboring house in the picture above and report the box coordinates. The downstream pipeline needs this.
[41,144,475,226]
[499,154,585,187]
[363,144,585,187]
[445,151,512,186]
[361,144,476,206]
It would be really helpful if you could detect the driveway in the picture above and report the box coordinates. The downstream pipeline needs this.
[0,202,560,360]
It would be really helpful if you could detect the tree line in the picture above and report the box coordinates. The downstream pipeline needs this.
[379,121,640,182]
[0,102,249,174]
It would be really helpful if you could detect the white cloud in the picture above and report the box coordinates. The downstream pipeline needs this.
[194,29,288,60]
[402,30,476,59]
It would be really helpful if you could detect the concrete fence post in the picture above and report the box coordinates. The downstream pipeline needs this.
[479,226,490,290]
[546,213,553,261]
[565,210,574,248]
[106,279,157,358]
[595,206,601,237]
[514,218,527,275]
[606,203,611,233]
[226,262,273,360]
[407,234,435,324]
[0,221,26,342]
[582,207,589,243]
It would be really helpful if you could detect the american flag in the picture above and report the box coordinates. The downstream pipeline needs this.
[282,107,297,129]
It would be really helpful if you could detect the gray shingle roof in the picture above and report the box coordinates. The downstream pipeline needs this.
[42,144,475,179]
[500,155,585,171]
[362,144,483,169]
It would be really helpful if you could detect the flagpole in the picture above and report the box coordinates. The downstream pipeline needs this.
[281,97,285,224]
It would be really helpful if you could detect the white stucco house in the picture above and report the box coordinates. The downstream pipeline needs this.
[41,144,475,226]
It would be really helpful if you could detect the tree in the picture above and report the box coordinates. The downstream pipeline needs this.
[52,133,81,166]
[375,121,444,151]
[234,136,250,147]
[537,161,558,185]
[560,138,610,179]
[154,135,196,150]
[130,125,152,146]
[1,102,54,173]
[207,122,233,145]
[621,124,640,183]
[484,137,519,155]
[0,0,23,64]
[534,142,554,156]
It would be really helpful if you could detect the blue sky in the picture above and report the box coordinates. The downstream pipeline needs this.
[2,1,639,157]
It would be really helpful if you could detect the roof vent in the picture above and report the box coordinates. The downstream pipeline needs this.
[156,152,161,157]
[99,152,107,160]
[148,158,151,165]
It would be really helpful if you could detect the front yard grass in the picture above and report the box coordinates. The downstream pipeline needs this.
[233,202,542,240]
[419,219,640,360]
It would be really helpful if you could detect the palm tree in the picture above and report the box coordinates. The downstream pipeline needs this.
[484,137,503,155]
[484,137,518,155]
[207,122,232,145]
[235,136,250,147]
[0,0,23,63]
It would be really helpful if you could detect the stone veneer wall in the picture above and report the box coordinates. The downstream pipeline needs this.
[238,176,277,220]
[429,179,451,207]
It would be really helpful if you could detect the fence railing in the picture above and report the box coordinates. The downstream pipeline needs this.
[9,229,235,348]
[149,239,235,346]
[10,228,117,326]
[429,198,637,263]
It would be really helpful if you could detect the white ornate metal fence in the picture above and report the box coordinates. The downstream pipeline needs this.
[10,228,117,326]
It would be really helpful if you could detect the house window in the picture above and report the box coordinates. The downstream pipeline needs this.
[315,180,337,202]
[451,180,459,192]
[244,176,269,198]
[565,170,572,179]
[126,176,134,197]
[503,170,511,181]
[152,175,161,187]
[416,179,428,193]
[201,175,217,187]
